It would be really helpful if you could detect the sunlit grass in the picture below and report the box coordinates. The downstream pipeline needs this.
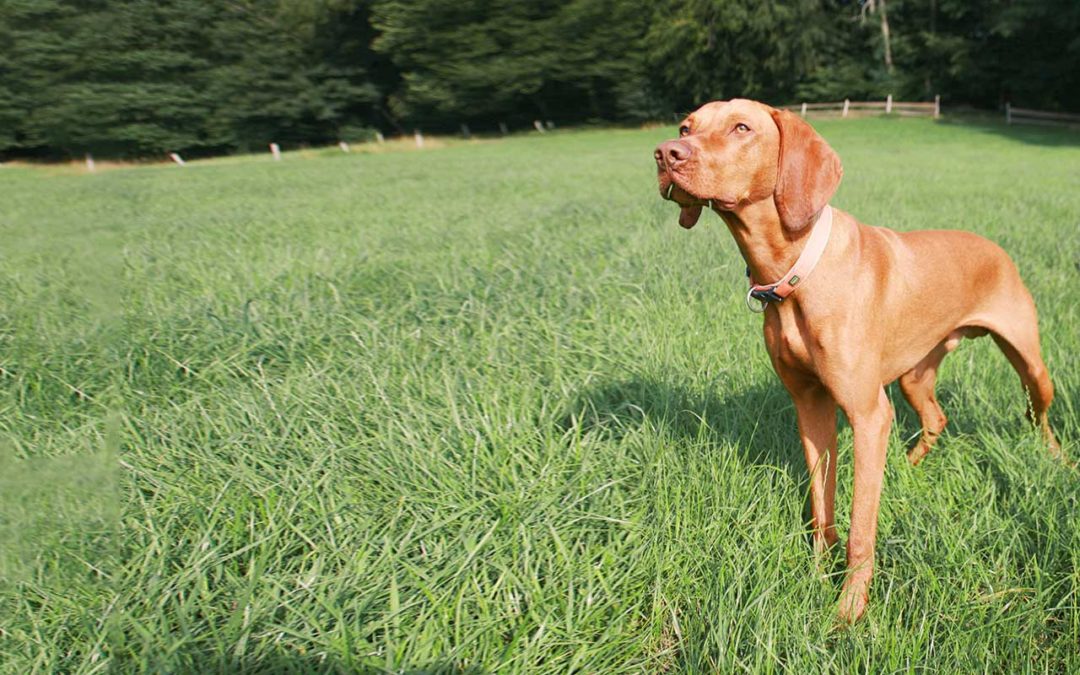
[1,117,1078,672]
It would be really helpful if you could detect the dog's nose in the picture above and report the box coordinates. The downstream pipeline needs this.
[655,140,693,168]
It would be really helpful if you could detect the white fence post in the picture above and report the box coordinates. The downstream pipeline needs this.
[85,154,96,172]
[414,130,424,148]
[375,131,385,144]
[934,94,941,119]
[886,94,893,114]
[1006,102,1012,125]
[270,143,281,161]
[169,152,185,166]
[533,120,546,133]
[842,99,850,118]
[800,102,807,117]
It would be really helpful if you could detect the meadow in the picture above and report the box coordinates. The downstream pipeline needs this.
[1,116,1078,672]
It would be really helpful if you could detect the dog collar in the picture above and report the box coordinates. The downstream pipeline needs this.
[746,205,833,313]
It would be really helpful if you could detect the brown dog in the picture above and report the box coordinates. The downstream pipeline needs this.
[654,99,1060,622]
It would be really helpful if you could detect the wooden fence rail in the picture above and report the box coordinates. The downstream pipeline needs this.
[781,95,940,119]
[1006,104,1080,128]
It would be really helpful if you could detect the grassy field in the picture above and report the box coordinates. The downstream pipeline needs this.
[1,116,1078,672]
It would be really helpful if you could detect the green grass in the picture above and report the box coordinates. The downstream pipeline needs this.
[1,117,1079,672]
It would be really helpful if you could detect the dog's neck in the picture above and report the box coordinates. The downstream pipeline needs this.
[717,199,816,284]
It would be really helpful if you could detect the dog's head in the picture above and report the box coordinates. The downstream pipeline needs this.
[654,99,842,230]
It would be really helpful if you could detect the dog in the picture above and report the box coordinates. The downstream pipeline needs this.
[654,99,1060,622]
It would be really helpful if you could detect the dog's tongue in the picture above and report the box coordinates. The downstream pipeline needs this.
[679,204,703,229]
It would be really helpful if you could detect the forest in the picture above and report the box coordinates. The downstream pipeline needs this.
[2,0,1078,158]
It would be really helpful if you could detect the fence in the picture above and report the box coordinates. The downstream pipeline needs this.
[781,95,940,119]
[1005,104,1080,129]
[154,119,558,168]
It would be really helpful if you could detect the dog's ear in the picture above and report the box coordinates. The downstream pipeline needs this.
[769,108,843,232]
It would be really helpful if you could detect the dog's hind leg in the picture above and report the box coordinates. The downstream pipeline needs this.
[899,337,958,465]
[990,324,1060,458]
[975,281,1061,456]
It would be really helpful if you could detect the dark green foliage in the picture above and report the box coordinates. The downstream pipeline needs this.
[371,0,657,128]
[202,1,383,152]
[915,0,1080,111]
[0,0,384,158]
[1,0,1079,158]
[5,0,221,157]
[645,0,831,112]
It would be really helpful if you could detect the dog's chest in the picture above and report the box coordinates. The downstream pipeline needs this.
[763,311,816,373]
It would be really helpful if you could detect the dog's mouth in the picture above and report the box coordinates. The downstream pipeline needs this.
[658,172,708,229]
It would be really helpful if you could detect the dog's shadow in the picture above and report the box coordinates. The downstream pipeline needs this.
[559,375,806,481]
[559,374,1071,517]
[560,373,1058,467]
[556,375,1061,524]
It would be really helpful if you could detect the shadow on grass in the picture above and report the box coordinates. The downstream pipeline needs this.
[892,376,1073,460]
[938,115,1080,147]
[560,376,986,469]
[563,373,1068,470]
[560,372,1072,509]
[559,375,805,482]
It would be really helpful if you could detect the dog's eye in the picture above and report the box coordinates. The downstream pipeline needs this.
[679,125,690,137]
[734,123,751,133]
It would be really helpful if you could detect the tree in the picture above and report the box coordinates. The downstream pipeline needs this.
[29,0,221,157]
[0,0,79,155]
[205,0,380,150]
[644,0,832,111]
[861,0,894,73]
[371,0,655,129]
[0,0,384,158]
[3,0,1080,159]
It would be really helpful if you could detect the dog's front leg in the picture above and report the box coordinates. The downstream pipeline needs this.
[837,385,893,623]
[788,381,839,557]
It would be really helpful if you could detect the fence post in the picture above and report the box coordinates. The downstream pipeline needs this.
[169,152,185,166]
[934,94,940,119]
[375,131,385,144]
[1006,102,1012,125]
[800,102,807,117]
[499,122,508,136]
[886,94,893,114]
[460,124,470,139]
[85,153,95,172]
[414,130,424,148]
[270,143,281,161]
[338,141,350,153]
[843,99,850,118]
[533,120,546,133]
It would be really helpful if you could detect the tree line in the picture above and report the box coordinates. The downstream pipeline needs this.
[1,0,1077,159]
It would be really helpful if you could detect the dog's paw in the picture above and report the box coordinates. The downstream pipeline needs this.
[836,577,870,624]
[906,442,931,466]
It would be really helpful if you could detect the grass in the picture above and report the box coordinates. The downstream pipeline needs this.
[1,116,1078,672]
